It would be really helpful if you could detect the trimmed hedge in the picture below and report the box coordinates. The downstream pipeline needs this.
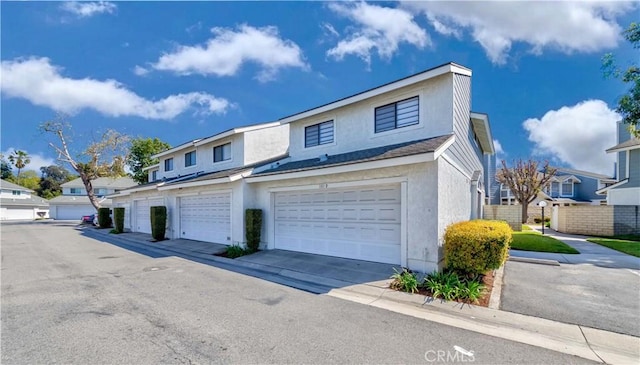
[97,207,112,228]
[113,207,125,233]
[444,220,512,275]
[245,209,262,252]
[150,206,167,241]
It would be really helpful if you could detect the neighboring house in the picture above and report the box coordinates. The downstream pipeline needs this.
[48,177,136,220]
[0,179,49,220]
[109,122,289,237]
[499,167,615,206]
[109,62,495,273]
[597,122,640,205]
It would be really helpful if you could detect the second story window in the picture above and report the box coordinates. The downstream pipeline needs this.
[151,170,158,181]
[376,96,420,133]
[213,143,231,163]
[12,190,21,196]
[375,96,419,133]
[305,121,334,148]
[185,151,196,167]
[551,182,559,196]
[164,158,173,172]
[70,188,82,195]
[561,180,573,196]
[95,188,107,196]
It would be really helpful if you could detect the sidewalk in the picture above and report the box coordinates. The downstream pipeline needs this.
[509,226,640,270]
[82,227,640,364]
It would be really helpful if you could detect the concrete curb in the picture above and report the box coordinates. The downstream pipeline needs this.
[328,284,640,365]
[508,256,561,266]
[488,265,504,309]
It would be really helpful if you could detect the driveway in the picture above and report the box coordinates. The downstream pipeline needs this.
[501,260,640,337]
[1,221,593,364]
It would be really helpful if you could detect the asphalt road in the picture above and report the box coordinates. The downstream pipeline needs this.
[2,222,594,364]
[502,260,640,337]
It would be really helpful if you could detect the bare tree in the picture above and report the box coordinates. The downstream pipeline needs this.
[496,159,557,223]
[41,116,130,211]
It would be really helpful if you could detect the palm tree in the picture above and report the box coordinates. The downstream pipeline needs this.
[8,150,31,178]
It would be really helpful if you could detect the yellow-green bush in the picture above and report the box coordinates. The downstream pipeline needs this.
[444,220,512,275]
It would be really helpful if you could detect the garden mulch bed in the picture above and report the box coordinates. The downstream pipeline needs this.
[406,270,495,307]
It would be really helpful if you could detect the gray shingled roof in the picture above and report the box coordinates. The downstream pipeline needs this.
[61,177,136,189]
[254,134,453,176]
[1,195,49,208]
[0,179,35,192]
[48,195,112,206]
[606,138,640,153]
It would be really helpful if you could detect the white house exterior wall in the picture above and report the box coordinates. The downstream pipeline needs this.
[250,163,440,272]
[193,135,243,176]
[243,124,289,165]
[448,74,483,178]
[608,188,640,205]
[287,74,454,162]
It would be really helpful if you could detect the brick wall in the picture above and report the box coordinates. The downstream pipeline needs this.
[552,205,640,236]
[483,205,522,231]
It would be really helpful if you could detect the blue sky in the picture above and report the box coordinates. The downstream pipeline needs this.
[1,1,637,176]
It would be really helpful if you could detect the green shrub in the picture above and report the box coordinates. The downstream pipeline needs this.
[225,244,251,259]
[150,206,167,241]
[245,209,262,252]
[533,218,542,224]
[389,268,419,293]
[444,220,512,275]
[113,207,125,233]
[97,207,112,228]
[423,270,486,303]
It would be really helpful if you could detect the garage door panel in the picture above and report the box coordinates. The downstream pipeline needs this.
[179,193,231,244]
[274,185,401,264]
[56,205,94,220]
[134,198,162,234]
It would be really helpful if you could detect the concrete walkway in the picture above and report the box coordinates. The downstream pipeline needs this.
[80,226,639,364]
[509,226,640,270]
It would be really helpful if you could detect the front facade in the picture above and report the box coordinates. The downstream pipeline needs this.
[598,122,640,205]
[110,62,495,272]
[48,177,136,220]
[0,179,49,220]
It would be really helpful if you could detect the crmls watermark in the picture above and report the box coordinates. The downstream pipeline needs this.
[424,346,475,363]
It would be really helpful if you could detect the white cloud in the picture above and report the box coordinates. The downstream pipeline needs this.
[151,24,308,82]
[404,1,632,64]
[321,22,340,38]
[60,1,116,18]
[523,100,619,176]
[327,2,430,65]
[1,57,231,120]
[493,139,505,156]
[2,148,56,174]
[133,65,150,76]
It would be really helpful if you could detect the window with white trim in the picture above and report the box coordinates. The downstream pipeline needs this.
[561,180,573,196]
[184,151,196,167]
[551,182,559,196]
[305,121,334,148]
[164,158,173,172]
[151,170,158,181]
[375,96,419,133]
[12,190,21,196]
[213,143,231,162]
[95,188,107,196]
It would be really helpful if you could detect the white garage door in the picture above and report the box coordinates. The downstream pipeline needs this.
[1,207,34,220]
[56,205,95,220]
[134,198,163,234]
[179,193,231,244]
[274,185,401,264]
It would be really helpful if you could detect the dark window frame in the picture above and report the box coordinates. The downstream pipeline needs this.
[164,158,174,172]
[305,120,334,148]
[213,143,231,163]
[374,96,419,133]
[184,151,196,167]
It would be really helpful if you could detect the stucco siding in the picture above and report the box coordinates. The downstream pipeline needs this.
[195,135,243,175]
[287,74,454,162]
[618,151,627,180]
[447,74,483,178]
[243,124,289,165]
[250,163,441,272]
[437,156,473,262]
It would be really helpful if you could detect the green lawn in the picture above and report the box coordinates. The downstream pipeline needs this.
[511,231,579,254]
[586,237,640,258]
[521,225,533,231]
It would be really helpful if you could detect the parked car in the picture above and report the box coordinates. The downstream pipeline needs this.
[81,214,96,225]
